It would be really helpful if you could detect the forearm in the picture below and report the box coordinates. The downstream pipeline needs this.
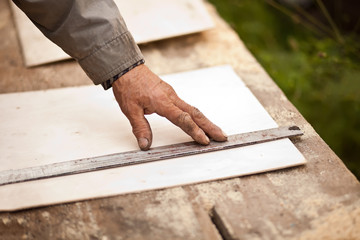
[13,0,144,88]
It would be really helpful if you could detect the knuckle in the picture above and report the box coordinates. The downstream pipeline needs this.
[177,112,190,124]
[132,124,150,137]
[191,107,205,119]
[161,80,174,91]
[176,112,195,134]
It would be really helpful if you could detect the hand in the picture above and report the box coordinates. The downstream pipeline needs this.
[112,64,227,150]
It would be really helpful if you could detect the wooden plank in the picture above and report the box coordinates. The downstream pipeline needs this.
[206,173,360,240]
[0,188,222,240]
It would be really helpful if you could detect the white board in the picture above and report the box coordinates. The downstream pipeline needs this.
[0,66,306,211]
[10,0,214,66]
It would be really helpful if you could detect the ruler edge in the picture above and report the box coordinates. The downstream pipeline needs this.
[0,125,303,186]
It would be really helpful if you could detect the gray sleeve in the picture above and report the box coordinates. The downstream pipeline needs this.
[12,0,144,88]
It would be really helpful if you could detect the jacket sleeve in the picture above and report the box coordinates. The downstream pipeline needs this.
[12,0,144,89]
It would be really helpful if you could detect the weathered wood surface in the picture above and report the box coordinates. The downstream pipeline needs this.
[0,0,359,239]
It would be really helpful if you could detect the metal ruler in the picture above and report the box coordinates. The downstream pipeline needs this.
[0,126,303,186]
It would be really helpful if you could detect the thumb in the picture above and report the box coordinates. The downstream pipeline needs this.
[127,110,153,151]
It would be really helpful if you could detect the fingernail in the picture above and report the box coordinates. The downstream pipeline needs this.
[221,130,228,138]
[205,135,210,144]
[138,138,150,150]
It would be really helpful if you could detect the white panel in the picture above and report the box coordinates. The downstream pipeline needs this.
[10,0,214,66]
[0,66,305,211]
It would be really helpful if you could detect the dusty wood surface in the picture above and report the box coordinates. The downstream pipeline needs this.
[0,0,359,239]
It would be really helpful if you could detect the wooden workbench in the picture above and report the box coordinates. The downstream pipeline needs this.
[1,1,359,239]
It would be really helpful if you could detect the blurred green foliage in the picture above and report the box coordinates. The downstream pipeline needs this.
[208,0,360,178]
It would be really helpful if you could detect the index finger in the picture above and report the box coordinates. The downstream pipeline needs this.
[174,98,227,142]
[156,103,210,145]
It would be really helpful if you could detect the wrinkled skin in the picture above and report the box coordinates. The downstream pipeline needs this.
[112,64,227,150]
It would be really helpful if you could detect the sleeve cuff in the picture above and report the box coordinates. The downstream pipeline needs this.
[78,31,144,86]
[100,59,145,90]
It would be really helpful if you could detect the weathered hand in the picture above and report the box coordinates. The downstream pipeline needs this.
[112,64,227,150]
